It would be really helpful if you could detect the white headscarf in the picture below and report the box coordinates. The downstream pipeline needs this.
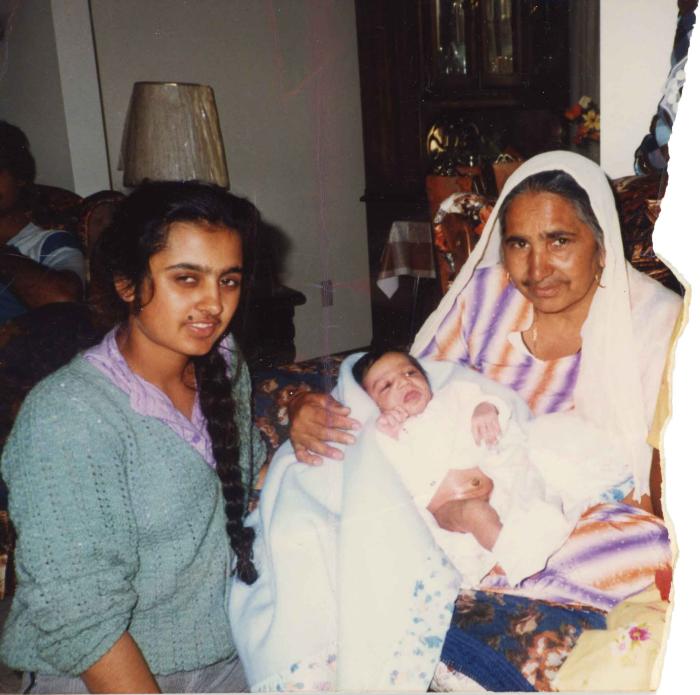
[413,151,682,498]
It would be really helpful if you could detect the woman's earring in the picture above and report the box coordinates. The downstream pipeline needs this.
[505,270,511,283]
[595,269,605,288]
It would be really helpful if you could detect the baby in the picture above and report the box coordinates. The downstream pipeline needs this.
[352,348,586,589]
[352,349,511,553]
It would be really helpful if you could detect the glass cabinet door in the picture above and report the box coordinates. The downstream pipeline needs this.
[429,0,478,90]
[435,0,470,77]
[427,0,522,93]
[482,0,515,79]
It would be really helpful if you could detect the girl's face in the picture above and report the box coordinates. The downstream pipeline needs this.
[118,220,243,366]
[501,191,603,316]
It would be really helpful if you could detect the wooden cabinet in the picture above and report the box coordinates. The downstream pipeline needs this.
[423,0,569,100]
[355,0,571,346]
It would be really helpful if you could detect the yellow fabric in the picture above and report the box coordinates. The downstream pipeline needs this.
[552,586,669,691]
[648,309,686,449]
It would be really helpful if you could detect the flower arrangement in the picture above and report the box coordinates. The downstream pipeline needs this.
[565,96,600,145]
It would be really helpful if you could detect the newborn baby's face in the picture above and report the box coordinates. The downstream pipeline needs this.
[364,353,432,417]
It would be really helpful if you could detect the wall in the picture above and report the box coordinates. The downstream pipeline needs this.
[50,0,111,194]
[600,0,679,177]
[2,0,682,356]
[89,0,371,360]
[0,0,74,189]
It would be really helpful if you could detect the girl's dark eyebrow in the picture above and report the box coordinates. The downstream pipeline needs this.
[165,262,207,272]
[164,262,243,274]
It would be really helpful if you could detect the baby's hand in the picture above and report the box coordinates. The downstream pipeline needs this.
[377,407,409,439]
[471,402,501,447]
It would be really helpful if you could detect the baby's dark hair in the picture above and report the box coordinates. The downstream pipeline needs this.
[92,180,260,584]
[352,348,429,389]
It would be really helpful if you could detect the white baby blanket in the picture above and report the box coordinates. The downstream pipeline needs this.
[228,354,532,691]
[228,353,633,691]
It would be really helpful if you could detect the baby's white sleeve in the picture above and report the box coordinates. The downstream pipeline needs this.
[443,380,512,432]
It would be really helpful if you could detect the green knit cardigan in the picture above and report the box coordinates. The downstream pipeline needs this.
[0,348,266,676]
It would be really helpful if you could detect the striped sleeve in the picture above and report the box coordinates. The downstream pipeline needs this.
[39,231,86,286]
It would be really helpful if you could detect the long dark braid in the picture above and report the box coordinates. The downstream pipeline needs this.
[194,339,258,584]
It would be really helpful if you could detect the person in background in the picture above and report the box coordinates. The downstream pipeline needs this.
[0,120,84,323]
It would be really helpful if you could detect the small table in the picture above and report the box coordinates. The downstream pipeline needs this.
[376,220,435,337]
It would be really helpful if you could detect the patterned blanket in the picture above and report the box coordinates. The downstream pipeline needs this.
[440,590,606,692]
[434,502,671,691]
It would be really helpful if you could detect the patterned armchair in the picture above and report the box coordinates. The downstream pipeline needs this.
[0,186,124,597]
[0,187,124,438]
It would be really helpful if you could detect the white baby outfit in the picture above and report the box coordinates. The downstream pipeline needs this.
[376,380,573,588]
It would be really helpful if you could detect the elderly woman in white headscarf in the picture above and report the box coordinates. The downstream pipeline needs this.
[416,151,679,502]
[289,151,682,607]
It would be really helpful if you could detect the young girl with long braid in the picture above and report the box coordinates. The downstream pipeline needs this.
[0,181,269,692]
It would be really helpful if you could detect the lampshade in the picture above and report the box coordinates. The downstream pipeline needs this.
[120,81,229,188]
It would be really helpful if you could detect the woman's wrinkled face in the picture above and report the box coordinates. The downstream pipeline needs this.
[363,352,432,416]
[118,220,243,363]
[501,191,604,315]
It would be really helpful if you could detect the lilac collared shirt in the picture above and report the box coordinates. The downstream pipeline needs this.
[83,327,216,469]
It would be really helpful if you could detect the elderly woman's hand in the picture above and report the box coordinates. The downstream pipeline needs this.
[288,391,361,465]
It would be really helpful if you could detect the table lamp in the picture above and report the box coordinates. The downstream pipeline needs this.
[120,81,229,188]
